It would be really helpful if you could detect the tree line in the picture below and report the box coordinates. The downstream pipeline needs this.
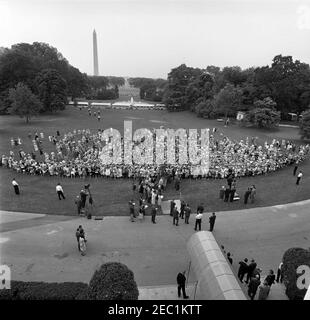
[161,56,310,130]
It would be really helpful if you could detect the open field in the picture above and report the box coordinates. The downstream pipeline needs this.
[0,106,309,216]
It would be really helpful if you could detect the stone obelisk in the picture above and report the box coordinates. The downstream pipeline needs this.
[93,29,99,76]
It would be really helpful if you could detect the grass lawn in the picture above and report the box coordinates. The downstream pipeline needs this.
[0,106,309,216]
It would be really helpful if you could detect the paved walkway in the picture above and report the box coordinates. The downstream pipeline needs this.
[1,198,309,299]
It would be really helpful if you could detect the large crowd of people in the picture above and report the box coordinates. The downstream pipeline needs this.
[1,128,309,180]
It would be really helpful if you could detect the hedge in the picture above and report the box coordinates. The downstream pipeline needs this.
[0,281,88,300]
[282,247,310,300]
[87,262,139,300]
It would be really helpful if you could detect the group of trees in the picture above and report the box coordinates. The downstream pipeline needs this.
[0,42,126,122]
[0,42,91,118]
[128,77,167,102]
[162,55,310,129]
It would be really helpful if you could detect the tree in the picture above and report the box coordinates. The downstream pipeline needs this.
[35,69,67,112]
[195,99,216,119]
[0,42,88,108]
[87,262,139,300]
[8,83,43,123]
[213,83,243,118]
[163,64,202,110]
[282,247,310,300]
[300,109,310,139]
[245,98,280,128]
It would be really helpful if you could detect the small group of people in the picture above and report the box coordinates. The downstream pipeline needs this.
[170,201,217,232]
[237,257,283,300]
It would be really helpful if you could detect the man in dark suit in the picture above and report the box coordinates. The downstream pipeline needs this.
[238,258,248,282]
[170,200,175,216]
[184,204,191,224]
[209,212,216,231]
[173,207,179,226]
[265,270,276,287]
[177,271,189,299]
[245,259,257,284]
[151,206,158,224]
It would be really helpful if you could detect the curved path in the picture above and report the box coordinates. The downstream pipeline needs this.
[1,199,309,299]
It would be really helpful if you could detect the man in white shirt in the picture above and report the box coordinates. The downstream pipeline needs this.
[56,183,65,200]
[194,212,203,231]
[12,178,20,195]
[296,171,303,185]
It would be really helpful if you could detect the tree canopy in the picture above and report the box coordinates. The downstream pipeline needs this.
[0,42,89,113]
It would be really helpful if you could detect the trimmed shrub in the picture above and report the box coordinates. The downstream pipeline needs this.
[282,247,310,300]
[87,262,139,300]
[0,281,88,300]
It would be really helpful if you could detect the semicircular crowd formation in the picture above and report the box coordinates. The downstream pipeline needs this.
[1,128,309,179]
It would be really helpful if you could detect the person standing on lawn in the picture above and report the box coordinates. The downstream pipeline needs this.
[74,196,82,215]
[293,162,298,176]
[296,170,303,185]
[56,183,65,200]
[12,178,20,195]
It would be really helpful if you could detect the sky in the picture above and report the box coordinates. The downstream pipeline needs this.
[0,0,310,78]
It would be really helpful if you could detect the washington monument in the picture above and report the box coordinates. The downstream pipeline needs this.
[93,29,99,76]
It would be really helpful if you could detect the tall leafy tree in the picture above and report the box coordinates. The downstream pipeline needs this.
[35,69,67,112]
[245,97,280,128]
[213,83,243,118]
[163,64,202,110]
[8,83,43,123]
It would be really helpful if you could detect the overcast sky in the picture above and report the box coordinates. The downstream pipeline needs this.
[1,0,310,78]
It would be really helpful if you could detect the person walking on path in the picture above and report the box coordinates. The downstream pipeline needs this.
[258,281,270,300]
[177,271,189,299]
[245,259,257,284]
[79,237,86,256]
[173,207,179,226]
[296,170,303,185]
[56,183,65,200]
[248,275,261,300]
[184,204,191,224]
[209,212,216,231]
[12,178,20,195]
[238,258,248,283]
[151,206,158,224]
[76,228,81,251]
[227,252,233,265]
[170,200,176,216]
[194,212,203,231]
[276,262,283,283]
[179,200,186,219]
[265,270,276,287]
